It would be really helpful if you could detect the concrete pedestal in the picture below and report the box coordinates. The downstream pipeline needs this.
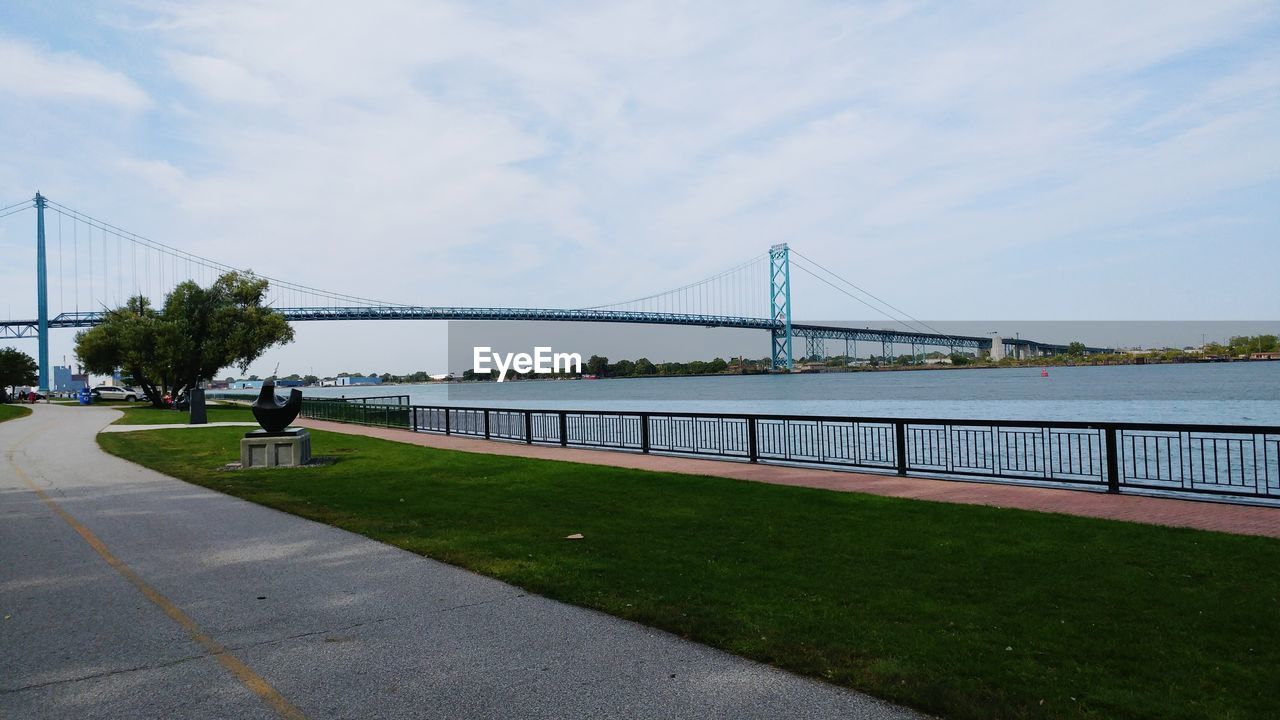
[241,428,311,469]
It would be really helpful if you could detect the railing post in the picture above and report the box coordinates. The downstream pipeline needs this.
[525,411,533,444]
[747,416,758,462]
[484,409,491,440]
[559,411,568,447]
[1105,426,1121,494]
[895,421,907,476]
[411,406,418,433]
[640,414,650,454]
[444,408,451,435]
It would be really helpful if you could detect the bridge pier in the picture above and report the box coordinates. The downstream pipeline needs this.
[805,335,824,361]
[988,335,1007,361]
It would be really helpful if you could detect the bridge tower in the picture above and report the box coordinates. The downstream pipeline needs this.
[769,243,793,370]
[34,193,49,392]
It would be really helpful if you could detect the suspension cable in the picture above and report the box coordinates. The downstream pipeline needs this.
[44,199,407,308]
[582,253,768,314]
[791,250,957,340]
[791,261,934,336]
[0,198,33,214]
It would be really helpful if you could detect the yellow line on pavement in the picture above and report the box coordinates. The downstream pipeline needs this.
[8,454,309,720]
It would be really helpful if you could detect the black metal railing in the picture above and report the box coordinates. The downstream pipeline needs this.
[302,397,412,428]
[299,398,1280,505]
[339,394,411,406]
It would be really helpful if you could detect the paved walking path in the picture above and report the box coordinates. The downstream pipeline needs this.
[99,421,259,433]
[298,418,1280,539]
[1,404,919,720]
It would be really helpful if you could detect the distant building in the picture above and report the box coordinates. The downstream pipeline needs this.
[1250,352,1280,360]
[321,375,383,386]
[52,366,74,392]
[233,380,265,389]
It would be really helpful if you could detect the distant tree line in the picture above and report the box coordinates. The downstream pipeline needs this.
[1203,335,1278,357]
[455,354,769,382]
[259,334,1280,386]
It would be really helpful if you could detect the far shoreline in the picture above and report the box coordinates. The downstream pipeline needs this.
[284,354,1277,391]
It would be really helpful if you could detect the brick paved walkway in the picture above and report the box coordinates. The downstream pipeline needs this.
[298,418,1280,539]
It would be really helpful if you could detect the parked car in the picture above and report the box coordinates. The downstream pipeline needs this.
[91,385,141,402]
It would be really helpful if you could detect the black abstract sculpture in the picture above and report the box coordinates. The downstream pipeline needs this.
[251,381,302,433]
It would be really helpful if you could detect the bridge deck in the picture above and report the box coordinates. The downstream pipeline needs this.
[0,307,1109,352]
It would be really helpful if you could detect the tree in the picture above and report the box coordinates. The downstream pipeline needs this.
[585,355,609,377]
[0,348,39,402]
[75,272,295,408]
[1228,334,1278,355]
[303,374,319,386]
[1066,341,1087,357]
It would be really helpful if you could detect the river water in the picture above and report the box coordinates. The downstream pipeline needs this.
[297,362,1280,426]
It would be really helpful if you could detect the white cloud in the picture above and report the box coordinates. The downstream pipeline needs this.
[164,52,277,104]
[2,1,1277,373]
[0,38,150,109]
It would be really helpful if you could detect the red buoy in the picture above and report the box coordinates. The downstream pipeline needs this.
[1041,368,1049,377]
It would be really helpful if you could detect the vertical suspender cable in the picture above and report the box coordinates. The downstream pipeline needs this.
[101,226,107,308]
[73,217,79,314]
[88,221,94,310]
[57,212,63,315]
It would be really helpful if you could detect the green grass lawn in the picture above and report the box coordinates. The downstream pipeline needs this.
[98,426,1280,720]
[0,404,33,422]
[110,405,255,425]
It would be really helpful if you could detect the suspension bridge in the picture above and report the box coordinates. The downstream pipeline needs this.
[0,193,1106,390]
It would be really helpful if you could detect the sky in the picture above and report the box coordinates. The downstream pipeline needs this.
[0,1,1277,376]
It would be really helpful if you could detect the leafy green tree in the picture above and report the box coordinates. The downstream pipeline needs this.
[1066,341,1087,356]
[303,374,320,385]
[76,272,294,408]
[0,348,39,401]
[585,355,609,377]
[634,358,657,375]
[1228,334,1278,355]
